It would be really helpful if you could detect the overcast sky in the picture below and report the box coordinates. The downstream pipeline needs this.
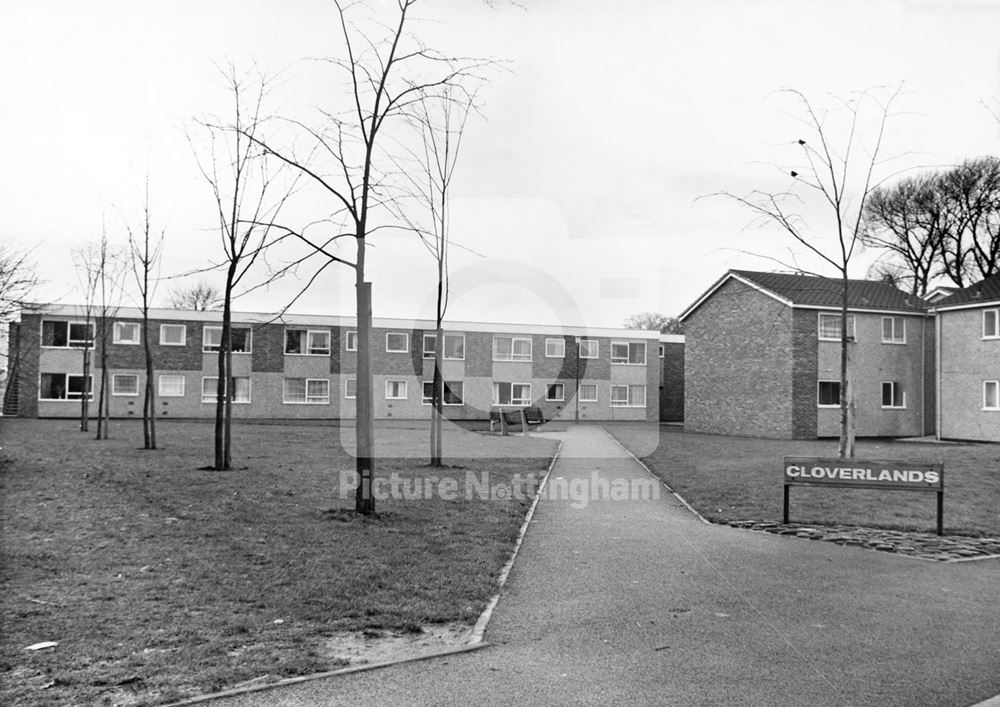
[4,0,999,328]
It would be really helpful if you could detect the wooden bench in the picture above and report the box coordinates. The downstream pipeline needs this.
[490,407,545,435]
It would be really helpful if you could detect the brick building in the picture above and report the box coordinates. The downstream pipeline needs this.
[679,270,933,439]
[4,305,666,423]
[931,274,1000,442]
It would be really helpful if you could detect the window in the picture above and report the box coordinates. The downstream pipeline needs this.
[203,326,251,353]
[493,382,531,406]
[881,381,906,408]
[579,384,598,402]
[41,320,94,348]
[386,332,409,353]
[545,338,565,358]
[423,333,465,360]
[546,383,565,401]
[112,374,139,396]
[817,380,842,407]
[611,385,646,407]
[159,375,185,397]
[493,336,532,362]
[658,345,665,358]
[422,381,464,405]
[285,329,331,355]
[881,316,906,344]
[113,322,140,345]
[344,378,357,399]
[160,324,186,346]
[283,378,330,404]
[385,380,408,399]
[984,309,999,339]
[39,373,92,400]
[611,341,646,365]
[201,376,251,403]
[579,339,599,359]
[984,381,999,410]
[345,331,358,351]
[818,313,855,341]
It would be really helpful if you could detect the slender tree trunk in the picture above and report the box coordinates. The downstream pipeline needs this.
[80,339,91,432]
[142,314,156,449]
[214,276,235,470]
[355,232,375,514]
[836,270,855,459]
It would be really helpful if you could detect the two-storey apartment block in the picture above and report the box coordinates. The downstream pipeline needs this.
[679,270,933,439]
[931,273,1000,442]
[5,306,662,423]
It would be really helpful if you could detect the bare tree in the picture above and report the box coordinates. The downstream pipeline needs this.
[719,87,902,458]
[0,243,40,323]
[862,173,946,296]
[73,244,100,432]
[937,156,1000,286]
[91,229,127,440]
[245,1,487,512]
[165,280,219,311]
[126,178,165,450]
[623,312,684,334]
[395,86,478,467]
[190,62,296,471]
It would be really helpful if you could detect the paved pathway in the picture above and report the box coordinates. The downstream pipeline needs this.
[215,426,1000,706]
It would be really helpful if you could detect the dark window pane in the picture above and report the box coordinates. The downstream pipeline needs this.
[286,330,303,354]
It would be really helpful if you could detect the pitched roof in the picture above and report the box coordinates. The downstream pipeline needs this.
[730,270,926,311]
[681,270,927,320]
[931,273,1000,309]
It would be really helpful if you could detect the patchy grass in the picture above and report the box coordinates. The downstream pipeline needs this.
[0,418,556,706]
[605,424,1000,537]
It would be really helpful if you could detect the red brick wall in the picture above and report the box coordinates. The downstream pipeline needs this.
[659,341,684,422]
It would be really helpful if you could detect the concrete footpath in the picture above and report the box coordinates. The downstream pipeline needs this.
[215,425,1000,706]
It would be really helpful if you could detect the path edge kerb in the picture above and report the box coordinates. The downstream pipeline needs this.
[468,438,563,643]
[161,439,563,707]
[602,427,710,524]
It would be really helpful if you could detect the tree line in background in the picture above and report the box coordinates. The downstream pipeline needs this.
[864,155,1000,296]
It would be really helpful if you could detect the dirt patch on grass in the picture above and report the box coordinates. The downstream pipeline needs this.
[321,621,473,666]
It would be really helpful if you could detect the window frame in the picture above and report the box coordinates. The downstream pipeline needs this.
[40,320,95,348]
[546,383,565,402]
[423,333,466,360]
[578,339,599,359]
[158,374,185,397]
[610,384,646,408]
[385,332,409,354]
[111,373,139,397]
[282,377,331,405]
[38,373,93,401]
[113,321,141,345]
[658,344,665,358]
[344,378,357,399]
[284,328,331,356]
[421,380,464,406]
[159,323,187,347]
[201,376,251,404]
[984,309,999,340]
[817,380,842,407]
[493,335,533,362]
[578,383,598,402]
[818,312,856,342]
[881,381,906,409]
[385,379,408,400]
[545,338,566,358]
[492,381,531,406]
[881,316,906,345]
[611,341,647,365]
[345,331,358,352]
[984,380,999,411]
[202,325,252,353]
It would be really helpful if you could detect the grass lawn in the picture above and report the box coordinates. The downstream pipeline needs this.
[0,418,557,707]
[606,424,1000,537]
